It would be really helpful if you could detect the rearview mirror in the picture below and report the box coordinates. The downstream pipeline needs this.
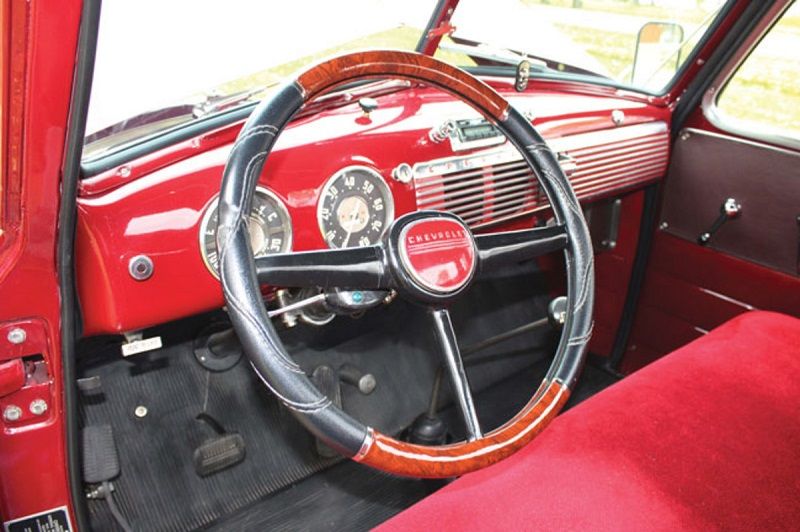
[632,21,685,89]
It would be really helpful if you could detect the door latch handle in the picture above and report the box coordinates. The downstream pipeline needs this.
[698,198,741,246]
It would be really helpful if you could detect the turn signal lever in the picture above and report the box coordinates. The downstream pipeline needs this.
[698,198,741,246]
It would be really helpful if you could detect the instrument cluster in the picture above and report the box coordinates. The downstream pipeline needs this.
[198,166,396,278]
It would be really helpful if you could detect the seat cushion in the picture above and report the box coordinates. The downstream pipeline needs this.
[379,311,800,531]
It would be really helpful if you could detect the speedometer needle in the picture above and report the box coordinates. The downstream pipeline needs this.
[342,228,353,248]
[341,201,364,248]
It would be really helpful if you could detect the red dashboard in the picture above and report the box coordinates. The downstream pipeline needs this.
[75,77,670,336]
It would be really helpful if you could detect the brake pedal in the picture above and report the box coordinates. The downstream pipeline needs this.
[193,433,246,477]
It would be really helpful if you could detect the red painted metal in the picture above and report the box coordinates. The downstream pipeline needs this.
[589,190,644,357]
[400,217,476,292]
[0,0,82,525]
[622,1,800,372]
[661,1,750,105]
[417,0,460,56]
[76,82,670,335]
[0,0,757,525]
[0,360,24,398]
[622,232,800,373]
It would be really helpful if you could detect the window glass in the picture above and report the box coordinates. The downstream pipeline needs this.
[716,2,800,139]
[83,0,431,160]
[445,0,728,91]
[84,0,730,162]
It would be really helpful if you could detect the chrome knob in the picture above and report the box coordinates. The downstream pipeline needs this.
[722,197,742,219]
[698,197,742,246]
[392,163,414,184]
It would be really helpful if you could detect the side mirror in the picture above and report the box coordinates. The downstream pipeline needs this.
[631,21,685,89]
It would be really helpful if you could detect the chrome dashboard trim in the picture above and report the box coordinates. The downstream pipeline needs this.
[412,122,668,181]
[412,121,669,230]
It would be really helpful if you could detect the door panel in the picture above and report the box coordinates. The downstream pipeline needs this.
[660,128,800,275]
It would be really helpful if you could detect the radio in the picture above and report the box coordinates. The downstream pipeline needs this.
[429,117,506,151]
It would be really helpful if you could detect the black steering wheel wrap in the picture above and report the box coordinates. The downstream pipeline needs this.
[217,51,594,478]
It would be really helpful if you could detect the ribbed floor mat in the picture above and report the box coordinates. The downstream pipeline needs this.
[201,361,619,531]
[203,462,432,531]
[81,338,342,532]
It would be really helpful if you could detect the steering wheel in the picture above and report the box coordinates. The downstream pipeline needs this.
[217,51,594,478]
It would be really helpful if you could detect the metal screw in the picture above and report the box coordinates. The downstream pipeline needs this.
[134,405,148,418]
[29,399,48,416]
[3,405,22,422]
[7,328,26,345]
[128,255,154,281]
[118,165,131,178]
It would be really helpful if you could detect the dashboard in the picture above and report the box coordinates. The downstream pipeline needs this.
[76,77,670,336]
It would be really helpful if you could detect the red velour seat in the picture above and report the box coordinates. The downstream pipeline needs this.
[380,311,800,531]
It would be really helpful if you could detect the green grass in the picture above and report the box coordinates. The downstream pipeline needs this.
[544,2,800,135]
[217,26,423,95]
[522,0,718,24]
[554,24,634,80]
[216,27,475,97]
[717,50,800,134]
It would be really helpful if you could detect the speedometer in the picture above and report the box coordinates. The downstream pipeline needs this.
[317,166,394,248]
[199,187,292,279]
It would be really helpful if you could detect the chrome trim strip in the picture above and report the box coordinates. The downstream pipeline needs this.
[353,428,375,461]
[679,127,800,158]
[412,122,668,181]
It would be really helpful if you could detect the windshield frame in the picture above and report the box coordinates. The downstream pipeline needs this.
[81,0,737,178]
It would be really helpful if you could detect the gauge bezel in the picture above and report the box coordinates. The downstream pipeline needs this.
[199,186,293,279]
[316,165,395,249]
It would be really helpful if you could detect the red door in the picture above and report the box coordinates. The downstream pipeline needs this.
[0,0,83,527]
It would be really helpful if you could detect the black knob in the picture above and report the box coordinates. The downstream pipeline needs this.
[408,413,447,446]
[339,364,376,394]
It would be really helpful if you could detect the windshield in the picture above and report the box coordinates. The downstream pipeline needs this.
[443,0,727,88]
[83,0,728,162]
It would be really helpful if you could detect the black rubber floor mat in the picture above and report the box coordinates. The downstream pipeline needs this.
[82,341,342,532]
[199,360,620,531]
[202,461,432,532]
